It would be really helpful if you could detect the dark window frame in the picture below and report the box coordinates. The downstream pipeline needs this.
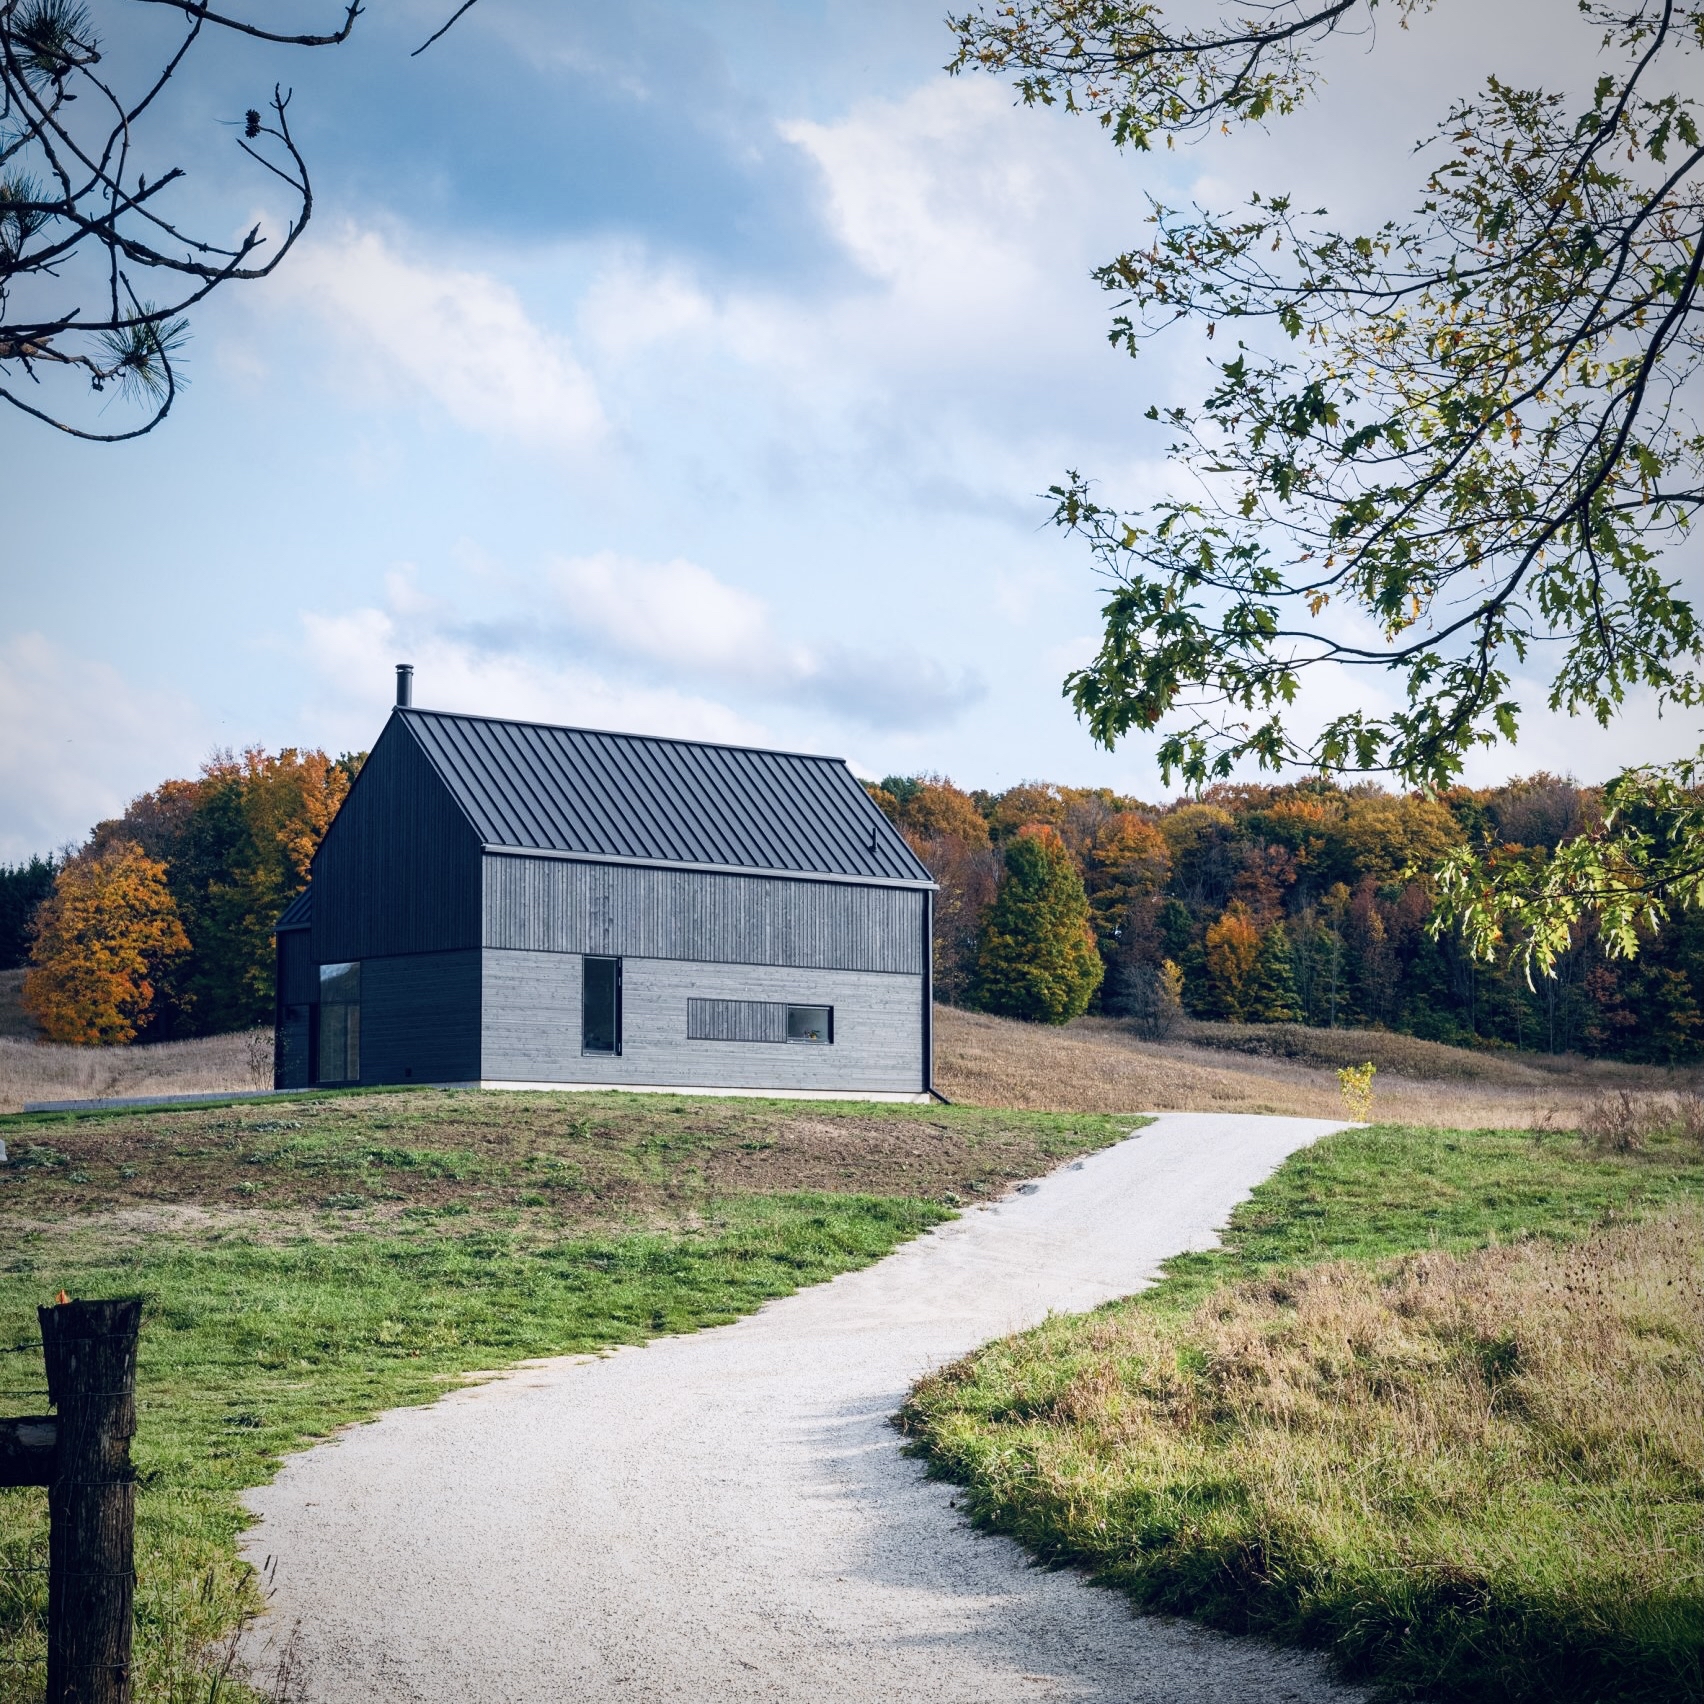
[786,1004,834,1045]
[582,955,623,1056]
[315,960,361,1085]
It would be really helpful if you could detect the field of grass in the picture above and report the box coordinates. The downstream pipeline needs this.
[934,1006,1694,1128]
[0,1088,1138,1703]
[900,1121,1704,1704]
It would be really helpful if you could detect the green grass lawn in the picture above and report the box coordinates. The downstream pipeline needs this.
[900,1123,1704,1704]
[0,1088,1138,1703]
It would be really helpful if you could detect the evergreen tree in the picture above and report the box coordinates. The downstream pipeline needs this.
[1245,922,1302,1024]
[0,856,56,971]
[970,827,1103,1024]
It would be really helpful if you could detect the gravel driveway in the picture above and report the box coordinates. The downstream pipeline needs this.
[241,1111,1365,1703]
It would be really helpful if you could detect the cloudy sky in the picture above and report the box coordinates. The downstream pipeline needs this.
[2,0,1695,861]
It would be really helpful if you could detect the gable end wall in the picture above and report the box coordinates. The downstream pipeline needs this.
[312,717,482,964]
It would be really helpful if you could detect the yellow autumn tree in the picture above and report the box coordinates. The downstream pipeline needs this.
[23,842,190,1044]
[1203,900,1262,1023]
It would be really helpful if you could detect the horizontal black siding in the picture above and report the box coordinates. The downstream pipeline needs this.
[360,951,482,1085]
[483,856,925,974]
[312,716,481,964]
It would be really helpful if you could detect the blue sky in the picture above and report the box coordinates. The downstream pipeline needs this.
[2,0,1695,861]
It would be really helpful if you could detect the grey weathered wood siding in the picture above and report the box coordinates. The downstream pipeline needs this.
[482,855,924,974]
[686,999,790,1043]
[358,950,482,1085]
[482,951,923,1093]
[313,719,481,965]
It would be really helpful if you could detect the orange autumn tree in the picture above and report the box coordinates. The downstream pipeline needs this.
[23,842,190,1043]
[49,745,360,1039]
[171,747,358,1032]
[1083,812,1171,956]
[1203,900,1262,1023]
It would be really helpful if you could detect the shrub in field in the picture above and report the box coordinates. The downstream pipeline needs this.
[1118,958,1186,1040]
[1337,1062,1375,1120]
[1581,1089,1704,1154]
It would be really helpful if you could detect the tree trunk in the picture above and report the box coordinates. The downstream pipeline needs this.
[39,1297,140,1704]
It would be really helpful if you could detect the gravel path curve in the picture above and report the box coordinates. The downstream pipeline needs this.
[241,1112,1365,1703]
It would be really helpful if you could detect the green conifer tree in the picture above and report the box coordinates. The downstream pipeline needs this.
[970,827,1103,1024]
[1245,921,1303,1024]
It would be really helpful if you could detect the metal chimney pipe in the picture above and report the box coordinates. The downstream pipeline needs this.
[395,663,414,708]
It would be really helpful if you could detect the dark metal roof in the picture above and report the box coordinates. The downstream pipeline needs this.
[395,708,934,887]
[275,887,313,931]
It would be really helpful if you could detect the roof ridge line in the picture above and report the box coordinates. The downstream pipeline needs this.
[395,705,854,767]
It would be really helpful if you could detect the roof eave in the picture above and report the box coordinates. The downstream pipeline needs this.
[481,843,938,892]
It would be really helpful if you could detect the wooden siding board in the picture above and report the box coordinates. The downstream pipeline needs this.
[686,998,789,1043]
[482,951,923,1092]
[311,717,481,964]
[482,856,925,974]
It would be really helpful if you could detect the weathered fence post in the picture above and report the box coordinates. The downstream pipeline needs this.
[39,1297,141,1704]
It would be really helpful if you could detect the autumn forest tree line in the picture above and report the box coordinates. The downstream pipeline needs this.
[1,752,1697,1062]
[1,750,358,1045]
[866,771,1704,1064]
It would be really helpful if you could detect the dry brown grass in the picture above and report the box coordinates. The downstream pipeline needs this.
[903,1202,1704,1701]
[5,996,1691,1128]
[0,1028,271,1113]
[934,1005,1696,1128]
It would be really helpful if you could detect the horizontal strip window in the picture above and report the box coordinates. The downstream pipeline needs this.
[688,999,834,1045]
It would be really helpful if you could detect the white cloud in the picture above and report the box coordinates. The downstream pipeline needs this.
[283,228,605,450]
[542,552,982,729]
[295,549,983,752]
[575,75,1156,476]
[297,600,771,755]
[549,553,773,673]
[0,635,210,861]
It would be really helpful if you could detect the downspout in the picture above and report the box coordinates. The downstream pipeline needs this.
[923,887,951,1104]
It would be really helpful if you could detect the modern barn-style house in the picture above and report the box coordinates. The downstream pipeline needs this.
[273,669,937,1101]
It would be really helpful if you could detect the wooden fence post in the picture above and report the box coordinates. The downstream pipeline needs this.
[39,1297,141,1704]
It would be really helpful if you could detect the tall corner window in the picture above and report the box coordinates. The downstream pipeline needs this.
[317,961,361,1084]
[786,1005,832,1045]
[583,956,622,1056]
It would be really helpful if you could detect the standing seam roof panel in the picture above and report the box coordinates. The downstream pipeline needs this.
[396,708,931,884]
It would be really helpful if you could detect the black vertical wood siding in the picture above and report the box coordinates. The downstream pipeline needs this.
[482,855,924,973]
[273,928,315,1089]
[312,716,481,964]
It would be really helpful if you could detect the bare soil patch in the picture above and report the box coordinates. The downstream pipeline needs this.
[0,1091,1132,1235]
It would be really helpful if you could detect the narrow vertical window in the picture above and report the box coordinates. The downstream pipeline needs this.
[583,956,622,1055]
[317,961,361,1084]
